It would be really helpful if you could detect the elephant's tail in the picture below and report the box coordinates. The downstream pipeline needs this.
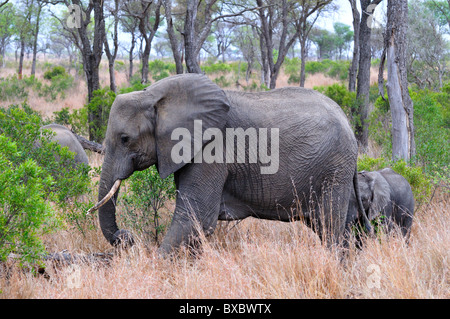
[353,167,373,234]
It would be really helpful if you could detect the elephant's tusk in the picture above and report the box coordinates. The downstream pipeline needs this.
[87,180,121,214]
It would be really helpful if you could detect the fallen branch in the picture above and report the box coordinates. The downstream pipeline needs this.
[72,132,105,155]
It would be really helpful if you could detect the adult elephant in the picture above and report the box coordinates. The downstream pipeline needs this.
[88,74,371,255]
[346,168,415,240]
[40,124,89,165]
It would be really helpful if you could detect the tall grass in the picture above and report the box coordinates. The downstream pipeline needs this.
[1,193,448,299]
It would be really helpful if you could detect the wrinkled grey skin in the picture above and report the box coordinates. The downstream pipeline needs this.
[41,124,89,165]
[97,74,370,254]
[346,168,415,239]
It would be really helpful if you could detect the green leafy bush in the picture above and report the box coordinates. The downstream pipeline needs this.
[214,75,231,87]
[149,59,176,82]
[85,89,116,143]
[0,75,31,101]
[0,135,56,266]
[202,61,232,75]
[284,58,350,84]
[43,66,67,80]
[368,86,450,175]
[0,104,91,265]
[121,166,176,244]
[314,83,357,116]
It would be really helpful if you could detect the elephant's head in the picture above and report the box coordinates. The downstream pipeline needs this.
[89,74,230,246]
[358,171,391,221]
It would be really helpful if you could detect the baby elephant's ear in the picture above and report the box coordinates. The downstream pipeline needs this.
[151,74,230,179]
[367,172,391,220]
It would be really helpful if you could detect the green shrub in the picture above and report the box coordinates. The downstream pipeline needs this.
[411,88,450,172]
[0,104,91,265]
[41,70,74,101]
[85,89,116,142]
[0,75,29,101]
[0,135,56,266]
[53,107,71,126]
[314,83,361,132]
[285,59,350,84]
[214,75,231,87]
[43,66,67,80]
[149,59,176,82]
[201,61,232,75]
[121,166,176,244]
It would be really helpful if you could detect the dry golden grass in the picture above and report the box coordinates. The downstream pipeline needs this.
[1,194,448,299]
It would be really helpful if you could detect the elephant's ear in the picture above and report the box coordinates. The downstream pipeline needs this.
[367,173,391,220]
[151,74,230,179]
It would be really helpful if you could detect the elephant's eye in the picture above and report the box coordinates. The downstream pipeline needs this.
[121,135,129,145]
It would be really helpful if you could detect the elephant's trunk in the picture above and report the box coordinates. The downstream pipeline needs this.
[92,168,134,247]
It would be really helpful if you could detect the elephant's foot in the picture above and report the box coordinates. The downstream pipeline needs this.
[111,229,135,248]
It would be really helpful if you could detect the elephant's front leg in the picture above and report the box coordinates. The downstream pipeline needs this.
[158,163,228,255]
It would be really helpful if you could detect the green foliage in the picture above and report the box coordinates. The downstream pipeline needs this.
[148,59,176,82]
[411,88,450,171]
[43,66,67,80]
[368,85,450,175]
[214,75,231,87]
[85,89,116,142]
[121,166,176,244]
[284,59,350,84]
[201,61,232,74]
[0,75,31,101]
[314,83,357,115]
[0,136,55,266]
[0,104,91,265]
[0,68,73,102]
[357,155,432,205]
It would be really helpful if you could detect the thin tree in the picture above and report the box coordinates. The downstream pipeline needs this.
[123,0,162,84]
[385,0,415,161]
[293,0,334,88]
[183,0,258,74]
[162,0,183,74]
[104,0,119,92]
[256,0,299,89]
[351,0,383,152]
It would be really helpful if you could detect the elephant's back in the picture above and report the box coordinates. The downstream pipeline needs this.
[225,87,352,132]
[41,124,89,165]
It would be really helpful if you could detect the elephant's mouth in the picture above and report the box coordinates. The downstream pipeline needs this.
[87,179,122,213]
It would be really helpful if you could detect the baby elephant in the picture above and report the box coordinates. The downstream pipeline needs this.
[346,168,415,240]
[40,124,89,165]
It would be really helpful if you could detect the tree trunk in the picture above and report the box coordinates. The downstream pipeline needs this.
[300,37,307,87]
[348,0,360,92]
[74,0,104,141]
[104,0,119,92]
[184,0,202,74]
[386,0,415,162]
[141,37,151,83]
[129,32,135,81]
[18,39,25,80]
[354,0,381,153]
[31,4,42,77]
[163,0,183,74]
